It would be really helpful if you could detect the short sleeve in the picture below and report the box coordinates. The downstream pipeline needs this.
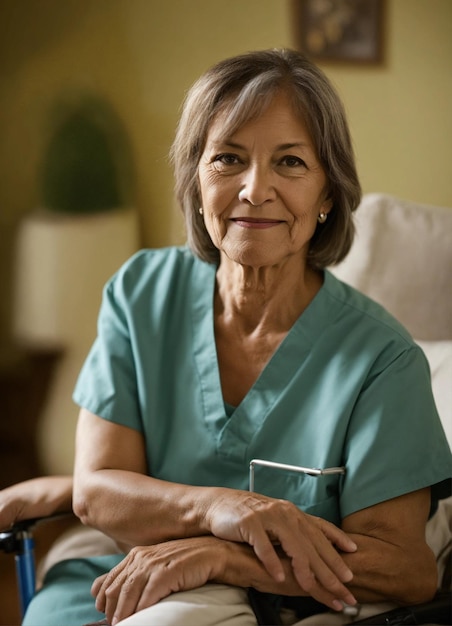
[72,276,143,433]
[340,345,452,519]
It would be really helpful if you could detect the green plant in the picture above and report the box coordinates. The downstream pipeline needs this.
[41,96,131,214]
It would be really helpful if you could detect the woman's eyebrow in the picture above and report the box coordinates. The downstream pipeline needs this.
[275,142,312,151]
[208,139,245,150]
[209,140,311,151]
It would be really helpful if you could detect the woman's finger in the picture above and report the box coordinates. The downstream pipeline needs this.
[107,571,148,625]
[240,521,285,582]
[92,561,128,616]
[272,516,357,608]
[292,549,356,609]
[299,573,352,613]
[91,573,108,603]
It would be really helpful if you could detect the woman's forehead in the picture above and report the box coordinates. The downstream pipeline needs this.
[206,89,310,144]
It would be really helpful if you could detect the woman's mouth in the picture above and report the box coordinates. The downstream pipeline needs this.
[230,218,283,229]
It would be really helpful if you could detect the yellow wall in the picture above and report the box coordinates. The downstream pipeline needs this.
[1,0,451,353]
[326,0,452,208]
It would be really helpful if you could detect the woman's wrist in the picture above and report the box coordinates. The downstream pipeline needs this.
[211,539,275,590]
[194,485,226,534]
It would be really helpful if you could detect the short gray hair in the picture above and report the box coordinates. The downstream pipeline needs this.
[170,48,361,268]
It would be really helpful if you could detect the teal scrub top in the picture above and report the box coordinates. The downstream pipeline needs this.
[73,246,452,525]
[25,246,451,626]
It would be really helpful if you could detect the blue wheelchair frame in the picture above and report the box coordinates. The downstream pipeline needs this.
[0,518,36,618]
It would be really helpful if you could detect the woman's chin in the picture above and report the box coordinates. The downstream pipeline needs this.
[221,241,289,269]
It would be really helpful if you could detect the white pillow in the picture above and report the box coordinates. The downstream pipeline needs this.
[416,340,452,450]
[331,193,452,340]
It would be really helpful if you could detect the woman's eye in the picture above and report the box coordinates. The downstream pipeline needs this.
[213,153,240,166]
[280,155,306,168]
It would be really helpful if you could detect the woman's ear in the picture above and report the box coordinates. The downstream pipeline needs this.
[322,196,333,216]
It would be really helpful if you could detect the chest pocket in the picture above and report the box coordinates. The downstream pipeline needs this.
[251,465,343,525]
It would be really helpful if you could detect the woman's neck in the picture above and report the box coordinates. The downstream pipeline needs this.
[215,253,323,335]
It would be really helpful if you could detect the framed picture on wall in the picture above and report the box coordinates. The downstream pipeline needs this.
[292,0,385,64]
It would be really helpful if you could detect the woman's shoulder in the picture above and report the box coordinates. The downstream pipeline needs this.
[118,245,199,274]
[107,246,213,293]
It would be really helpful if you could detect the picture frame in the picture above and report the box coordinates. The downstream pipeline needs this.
[292,0,385,65]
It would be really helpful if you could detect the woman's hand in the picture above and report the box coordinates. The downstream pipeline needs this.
[0,476,73,530]
[91,535,307,625]
[91,537,222,626]
[91,523,355,626]
[206,489,357,610]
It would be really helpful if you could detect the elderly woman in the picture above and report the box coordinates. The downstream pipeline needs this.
[10,49,451,626]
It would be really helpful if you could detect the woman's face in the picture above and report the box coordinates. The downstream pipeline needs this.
[197,91,332,268]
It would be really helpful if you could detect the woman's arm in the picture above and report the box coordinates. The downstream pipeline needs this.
[73,409,357,609]
[72,409,214,546]
[0,476,73,530]
[91,488,438,625]
[214,488,437,606]
[91,536,309,625]
[341,487,437,605]
[74,407,437,617]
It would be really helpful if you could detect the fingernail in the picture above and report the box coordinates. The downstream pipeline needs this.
[341,568,353,583]
[275,570,285,582]
[332,599,343,611]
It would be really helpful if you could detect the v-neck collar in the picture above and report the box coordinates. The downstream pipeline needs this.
[190,258,334,463]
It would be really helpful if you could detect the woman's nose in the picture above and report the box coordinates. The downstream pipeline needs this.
[238,165,276,206]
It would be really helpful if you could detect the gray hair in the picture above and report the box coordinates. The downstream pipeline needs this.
[170,48,361,268]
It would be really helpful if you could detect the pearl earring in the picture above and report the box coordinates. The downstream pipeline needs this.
[199,207,203,215]
[317,212,327,224]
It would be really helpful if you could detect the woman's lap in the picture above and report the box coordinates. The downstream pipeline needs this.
[111,585,394,626]
[22,557,396,626]
[117,584,258,626]
[24,570,258,626]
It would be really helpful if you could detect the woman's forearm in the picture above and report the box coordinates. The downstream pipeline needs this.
[73,410,218,547]
[0,476,73,529]
[73,408,355,608]
[218,529,437,608]
[342,532,438,605]
[340,490,438,606]
[73,468,222,547]
[74,449,357,611]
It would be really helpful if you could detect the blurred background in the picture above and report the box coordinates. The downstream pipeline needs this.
[0,0,451,622]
